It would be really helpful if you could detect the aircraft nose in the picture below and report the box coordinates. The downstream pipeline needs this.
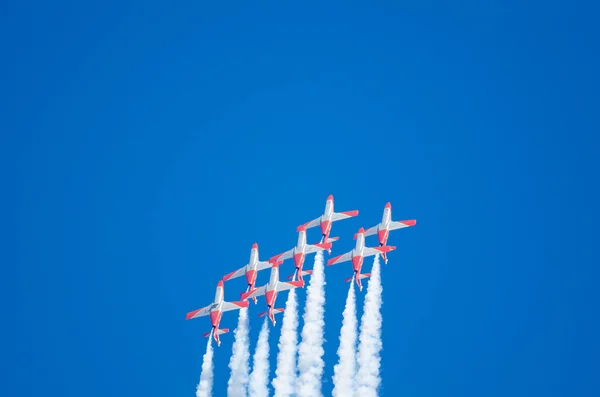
[252,242,258,249]
[296,225,306,232]
[385,202,392,209]
[327,194,334,201]
[217,280,224,288]
[358,227,365,233]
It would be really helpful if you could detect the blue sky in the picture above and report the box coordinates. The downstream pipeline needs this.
[2,2,599,396]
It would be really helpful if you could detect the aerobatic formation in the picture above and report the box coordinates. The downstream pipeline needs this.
[186,195,416,395]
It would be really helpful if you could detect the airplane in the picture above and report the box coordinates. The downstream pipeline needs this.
[362,202,416,263]
[302,194,359,247]
[327,227,396,291]
[241,261,304,325]
[185,280,249,346]
[222,242,281,304]
[269,225,333,281]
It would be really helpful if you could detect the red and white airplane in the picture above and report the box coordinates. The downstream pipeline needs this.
[302,194,359,247]
[362,202,416,264]
[222,243,279,304]
[241,262,304,325]
[327,227,396,291]
[185,280,248,346]
[269,225,333,281]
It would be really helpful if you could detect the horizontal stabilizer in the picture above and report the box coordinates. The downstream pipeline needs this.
[259,308,284,318]
[203,328,229,338]
[287,280,305,289]
[240,289,256,301]
[313,242,332,250]
[287,269,313,280]
[375,245,396,253]
[325,237,339,243]
[345,273,371,283]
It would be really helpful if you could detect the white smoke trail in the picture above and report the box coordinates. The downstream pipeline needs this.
[196,336,214,397]
[332,280,357,396]
[248,318,271,397]
[272,289,299,397]
[355,254,383,396]
[296,251,326,397]
[227,308,250,397]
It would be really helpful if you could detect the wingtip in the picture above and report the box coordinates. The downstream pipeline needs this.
[403,219,417,226]
[222,270,235,281]
[270,259,281,268]
[326,257,339,266]
[185,309,199,320]
[240,289,255,301]
[240,301,250,308]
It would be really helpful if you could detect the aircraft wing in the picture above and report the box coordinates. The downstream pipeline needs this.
[186,305,212,320]
[256,260,273,272]
[303,216,321,229]
[326,251,353,266]
[304,242,332,254]
[276,280,304,292]
[388,219,416,231]
[363,246,396,258]
[363,225,378,237]
[222,300,249,313]
[222,266,247,281]
[242,285,267,301]
[270,248,294,263]
[331,210,359,222]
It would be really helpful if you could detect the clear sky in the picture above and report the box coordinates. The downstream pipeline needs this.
[3,2,599,396]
